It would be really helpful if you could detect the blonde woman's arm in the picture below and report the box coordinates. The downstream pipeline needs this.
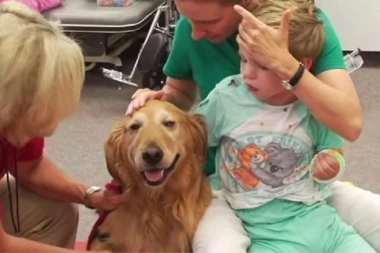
[12,156,126,211]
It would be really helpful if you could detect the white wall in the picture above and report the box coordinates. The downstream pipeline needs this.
[315,0,380,52]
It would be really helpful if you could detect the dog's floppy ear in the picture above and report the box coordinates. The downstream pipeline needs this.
[186,113,208,161]
[104,121,125,183]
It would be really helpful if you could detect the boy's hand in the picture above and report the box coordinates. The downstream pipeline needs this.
[312,152,340,181]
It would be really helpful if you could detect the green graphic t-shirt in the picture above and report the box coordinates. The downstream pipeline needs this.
[195,75,344,209]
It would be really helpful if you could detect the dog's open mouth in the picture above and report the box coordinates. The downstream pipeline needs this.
[141,154,180,186]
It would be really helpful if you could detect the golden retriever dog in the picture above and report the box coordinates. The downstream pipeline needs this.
[89,100,212,252]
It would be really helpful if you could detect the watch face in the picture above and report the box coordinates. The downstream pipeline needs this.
[281,80,294,90]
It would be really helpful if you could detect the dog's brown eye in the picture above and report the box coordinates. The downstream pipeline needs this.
[129,123,141,130]
[163,120,176,128]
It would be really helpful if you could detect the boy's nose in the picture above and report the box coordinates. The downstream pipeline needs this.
[243,63,258,80]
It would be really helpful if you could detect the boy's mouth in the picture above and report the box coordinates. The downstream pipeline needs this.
[244,79,259,92]
[248,86,259,92]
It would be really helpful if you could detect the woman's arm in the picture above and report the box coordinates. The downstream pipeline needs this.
[14,156,89,204]
[11,156,125,210]
[162,77,199,111]
[275,57,362,141]
[274,8,362,141]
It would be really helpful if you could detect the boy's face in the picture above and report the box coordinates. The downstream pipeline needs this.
[175,0,251,43]
[240,47,291,103]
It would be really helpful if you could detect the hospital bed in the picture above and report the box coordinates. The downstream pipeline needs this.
[98,0,179,89]
[42,0,169,79]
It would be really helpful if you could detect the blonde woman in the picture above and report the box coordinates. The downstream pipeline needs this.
[0,1,124,251]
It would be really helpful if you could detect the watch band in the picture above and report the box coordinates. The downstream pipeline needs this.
[287,62,305,86]
[281,62,305,90]
[83,186,101,209]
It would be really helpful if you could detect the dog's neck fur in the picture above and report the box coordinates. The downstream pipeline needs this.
[117,153,210,242]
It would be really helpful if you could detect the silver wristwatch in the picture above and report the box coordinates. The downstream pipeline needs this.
[83,186,101,209]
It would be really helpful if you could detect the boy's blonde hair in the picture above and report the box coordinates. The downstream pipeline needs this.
[0,1,85,130]
[251,0,325,61]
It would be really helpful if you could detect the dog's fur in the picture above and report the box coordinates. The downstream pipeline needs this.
[89,100,212,252]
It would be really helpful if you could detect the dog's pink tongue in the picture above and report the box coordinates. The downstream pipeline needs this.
[144,170,164,182]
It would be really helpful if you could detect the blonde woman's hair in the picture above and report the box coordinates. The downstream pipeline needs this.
[251,0,325,61]
[0,1,85,130]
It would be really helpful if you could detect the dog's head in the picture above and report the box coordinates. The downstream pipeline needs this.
[105,100,208,188]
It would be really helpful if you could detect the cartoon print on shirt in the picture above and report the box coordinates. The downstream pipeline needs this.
[229,143,268,189]
[252,142,304,188]
[223,137,308,190]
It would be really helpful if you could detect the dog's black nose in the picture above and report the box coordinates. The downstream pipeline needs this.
[142,144,163,165]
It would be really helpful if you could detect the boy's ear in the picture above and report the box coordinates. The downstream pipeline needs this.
[301,58,313,71]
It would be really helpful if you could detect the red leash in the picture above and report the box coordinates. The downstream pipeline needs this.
[86,181,123,250]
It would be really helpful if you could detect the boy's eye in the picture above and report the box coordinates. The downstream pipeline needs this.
[241,57,247,63]
[259,65,269,71]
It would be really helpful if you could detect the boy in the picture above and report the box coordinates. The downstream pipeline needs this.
[195,0,376,252]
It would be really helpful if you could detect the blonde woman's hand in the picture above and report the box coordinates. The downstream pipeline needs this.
[87,187,126,211]
[125,88,167,116]
[234,5,298,79]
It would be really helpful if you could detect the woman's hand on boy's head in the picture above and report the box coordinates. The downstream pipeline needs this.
[234,5,297,79]
[312,151,340,181]
[233,5,292,52]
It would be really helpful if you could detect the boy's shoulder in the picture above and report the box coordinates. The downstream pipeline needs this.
[204,74,263,108]
[213,74,246,93]
[197,74,249,110]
